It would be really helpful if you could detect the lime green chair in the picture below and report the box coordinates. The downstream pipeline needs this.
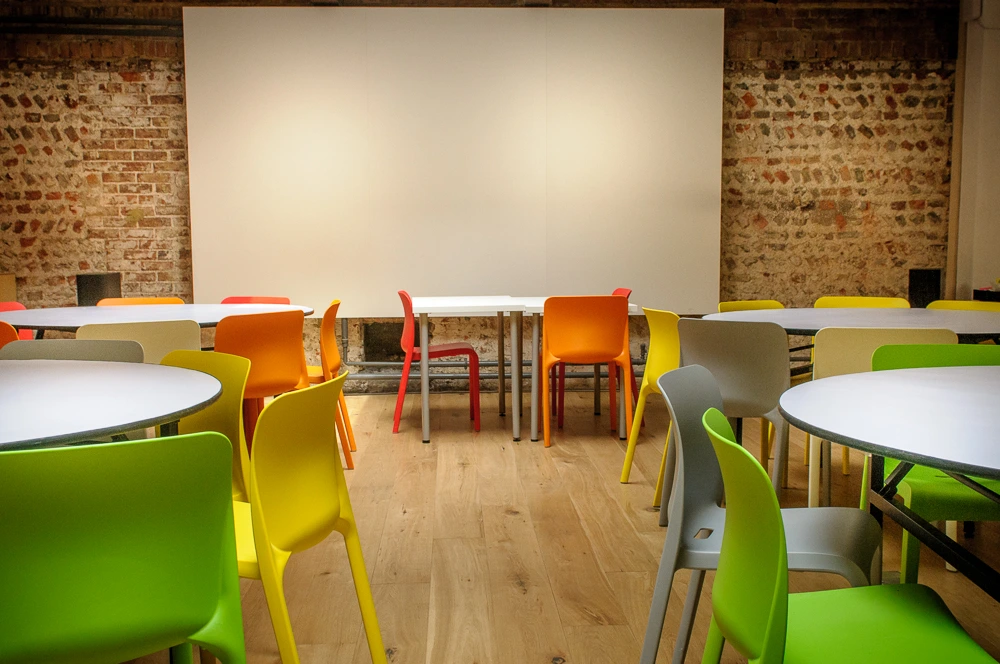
[620,307,680,508]
[0,433,245,664]
[868,344,1000,583]
[700,407,997,664]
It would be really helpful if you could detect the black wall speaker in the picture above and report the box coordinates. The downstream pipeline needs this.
[76,273,122,306]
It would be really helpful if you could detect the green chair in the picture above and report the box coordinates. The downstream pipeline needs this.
[868,344,1000,583]
[700,407,997,664]
[0,433,246,664]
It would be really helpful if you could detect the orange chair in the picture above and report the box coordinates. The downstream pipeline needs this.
[96,297,184,306]
[214,311,321,458]
[0,302,33,340]
[220,296,291,305]
[0,321,18,349]
[540,296,633,447]
[307,300,358,460]
[393,291,481,434]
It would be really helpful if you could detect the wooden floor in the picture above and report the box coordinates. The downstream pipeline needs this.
[138,391,1000,663]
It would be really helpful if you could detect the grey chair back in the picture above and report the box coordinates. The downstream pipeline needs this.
[0,339,144,363]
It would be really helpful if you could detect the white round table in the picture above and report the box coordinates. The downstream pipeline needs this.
[779,366,1000,600]
[0,303,314,334]
[0,360,222,451]
[705,307,1000,342]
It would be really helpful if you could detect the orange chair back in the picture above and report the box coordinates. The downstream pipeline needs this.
[215,310,306,399]
[220,296,291,305]
[0,321,18,349]
[543,296,629,364]
[319,300,344,381]
[398,290,416,355]
[0,302,33,340]
[96,297,184,306]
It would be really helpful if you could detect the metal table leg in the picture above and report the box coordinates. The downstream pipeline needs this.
[530,313,540,442]
[420,313,430,443]
[497,312,505,417]
[511,311,522,441]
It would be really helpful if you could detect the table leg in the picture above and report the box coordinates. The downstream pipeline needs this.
[869,453,884,582]
[161,420,179,437]
[35,329,45,339]
[530,313,540,442]
[497,312,505,417]
[511,311,522,441]
[420,313,430,443]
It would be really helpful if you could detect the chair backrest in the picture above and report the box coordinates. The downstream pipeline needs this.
[96,297,184,306]
[703,408,788,663]
[77,320,201,364]
[872,343,1000,371]
[656,366,726,523]
[161,350,252,502]
[0,321,18,349]
[319,299,344,381]
[543,296,629,363]
[215,310,306,399]
[0,433,244,663]
[718,299,784,313]
[814,296,909,309]
[398,290,416,354]
[0,302,33,340]
[926,299,1000,312]
[250,373,349,555]
[641,308,680,390]
[0,338,144,363]
[612,287,633,298]
[678,318,789,418]
[813,327,957,380]
[221,296,291,305]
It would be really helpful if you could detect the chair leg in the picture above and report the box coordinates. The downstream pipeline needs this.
[671,569,706,664]
[170,645,195,664]
[803,433,810,465]
[702,617,725,664]
[469,353,481,432]
[653,422,674,510]
[550,366,558,419]
[341,521,388,664]
[621,360,634,440]
[336,408,355,470]
[557,362,566,429]
[608,364,618,432]
[860,454,871,510]
[639,519,683,664]
[392,355,412,434]
[620,386,648,483]
[842,445,851,475]
[339,392,357,452]
[900,528,921,584]
[542,361,552,447]
[629,362,642,426]
[760,419,770,462]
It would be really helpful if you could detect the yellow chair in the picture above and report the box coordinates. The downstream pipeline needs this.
[814,295,910,309]
[927,299,1000,312]
[243,373,385,664]
[619,308,679,509]
[160,350,252,501]
[96,296,185,306]
[717,299,784,312]
[306,300,357,456]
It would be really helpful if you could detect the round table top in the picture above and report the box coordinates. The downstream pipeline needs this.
[704,307,1000,340]
[779,366,1000,480]
[0,360,222,451]
[0,303,314,332]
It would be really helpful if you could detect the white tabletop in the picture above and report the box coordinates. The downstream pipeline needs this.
[0,303,314,332]
[512,296,640,315]
[779,366,1000,480]
[410,296,523,315]
[705,307,1000,340]
[0,360,222,450]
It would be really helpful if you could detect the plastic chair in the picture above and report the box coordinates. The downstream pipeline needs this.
[0,320,18,349]
[161,350,252,502]
[77,320,201,364]
[619,308,680,508]
[221,296,291,305]
[541,296,632,447]
[700,407,997,664]
[814,295,910,308]
[215,310,308,451]
[676,318,790,492]
[0,338,144,363]
[639,366,881,664]
[96,296,185,306]
[238,373,386,664]
[306,300,357,464]
[0,301,34,340]
[868,344,1000,583]
[927,299,1000,312]
[717,299,784,312]
[0,433,246,664]
[393,290,480,434]
[809,327,957,507]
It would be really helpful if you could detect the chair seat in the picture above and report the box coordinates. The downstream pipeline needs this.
[413,342,478,359]
[785,584,996,663]
[889,460,1000,521]
[234,500,260,580]
[307,365,324,383]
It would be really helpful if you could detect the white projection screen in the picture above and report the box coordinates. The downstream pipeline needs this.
[184,7,723,317]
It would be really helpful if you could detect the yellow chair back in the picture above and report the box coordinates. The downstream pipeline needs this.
[814,296,909,309]
[718,299,784,312]
[641,307,680,389]
[927,299,1000,312]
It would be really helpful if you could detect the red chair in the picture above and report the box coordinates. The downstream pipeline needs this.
[393,291,481,434]
[220,296,291,305]
[0,302,34,340]
[551,288,639,431]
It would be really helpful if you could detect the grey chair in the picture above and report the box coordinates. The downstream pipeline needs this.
[677,318,791,494]
[0,339,144,363]
[639,365,883,664]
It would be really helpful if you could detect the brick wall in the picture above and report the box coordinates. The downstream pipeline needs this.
[0,1,960,385]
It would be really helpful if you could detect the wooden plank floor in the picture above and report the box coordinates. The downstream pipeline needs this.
[136,390,1000,663]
